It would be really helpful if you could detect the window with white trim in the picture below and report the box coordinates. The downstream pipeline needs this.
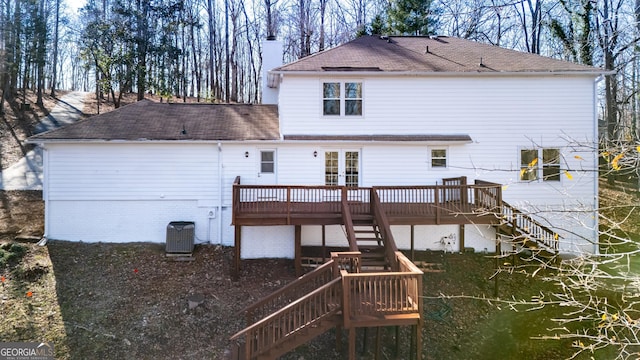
[260,150,275,173]
[322,81,362,116]
[520,148,560,181]
[430,148,447,168]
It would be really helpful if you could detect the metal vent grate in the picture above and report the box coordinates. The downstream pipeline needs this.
[166,221,195,254]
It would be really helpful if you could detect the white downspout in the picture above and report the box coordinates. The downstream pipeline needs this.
[593,76,603,255]
[218,142,223,245]
[42,145,49,243]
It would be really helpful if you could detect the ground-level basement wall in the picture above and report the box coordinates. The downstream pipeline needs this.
[238,224,498,259]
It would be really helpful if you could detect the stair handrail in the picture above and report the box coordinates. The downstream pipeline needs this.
[501,201,560,252]
[229,277,343,359]
[232,176,241,225]
[240,260,336,325]
[370,188,399,271]
[341,187,360,252]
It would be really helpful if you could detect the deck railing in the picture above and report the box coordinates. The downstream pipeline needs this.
[341,190,360,252]
[371,189,400,270]
[241,260,337,325]
[233,178,503,225]
[230,277,343,359]
[501,201,560,252]
[339,251,423,329]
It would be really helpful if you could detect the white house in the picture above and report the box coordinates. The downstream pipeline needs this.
[29,35,604,263]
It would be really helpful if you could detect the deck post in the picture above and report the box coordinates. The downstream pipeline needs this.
[410,225,415,260]
[459,224,465,251]
[434,188,440,224]
[349,328,357,360]
[415,323,422,360]
[233,225,242,280]
[362,327,368,355]
[295,225,302,276]
[410,325,415,360]
[375,327,382,359]
[322,225,327,263]
[395,326,400,357]
[287,187,291,224]
[494,236,501,297]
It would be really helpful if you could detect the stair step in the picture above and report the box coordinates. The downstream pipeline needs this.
[361,262,389,269]
[358,246,385,252]
[360,254,385,260]
[354,230,378,234]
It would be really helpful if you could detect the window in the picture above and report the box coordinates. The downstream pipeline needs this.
[520,149,539,181]
[431,149,447,168]
[520,148,560,181]
[345,83,362,116]
[322,81,362,116]
[323,83,340,115]
[260,151,275,173]
[542,149,560,181]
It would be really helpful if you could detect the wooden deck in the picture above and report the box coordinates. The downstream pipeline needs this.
[232,177,503,227]
[227,176,560,359]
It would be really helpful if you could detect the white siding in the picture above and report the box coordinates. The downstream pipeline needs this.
[241,226,295,259]
[46,143,218,201]
[277,74,598,252]
[48,199,218,244]
[279,76,593,137]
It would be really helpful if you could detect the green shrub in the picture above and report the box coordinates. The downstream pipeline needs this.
[0,242,28,268]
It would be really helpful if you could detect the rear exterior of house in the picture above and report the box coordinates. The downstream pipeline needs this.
[30,35,602,257]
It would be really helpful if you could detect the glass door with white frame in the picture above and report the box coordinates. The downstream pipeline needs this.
[257,150,276,185]
[324,150,360,187]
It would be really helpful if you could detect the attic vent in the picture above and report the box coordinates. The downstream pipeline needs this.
[267,72,280,88]
[321,66,382,72]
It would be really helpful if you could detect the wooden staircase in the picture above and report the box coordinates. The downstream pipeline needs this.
[229,191,423,360]
[496,201,560,258]
[228,261,342,360]
[351,222,390,271]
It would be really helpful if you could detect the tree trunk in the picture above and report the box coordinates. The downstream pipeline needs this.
[50,0,60,97]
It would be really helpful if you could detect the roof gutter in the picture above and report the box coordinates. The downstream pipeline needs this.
[270,70,614,77]
[26,138,474,145]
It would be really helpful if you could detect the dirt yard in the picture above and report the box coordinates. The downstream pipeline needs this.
[0,190,589,360]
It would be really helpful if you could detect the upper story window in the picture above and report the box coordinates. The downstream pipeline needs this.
[520,148,560,181]
[323,81,362,116]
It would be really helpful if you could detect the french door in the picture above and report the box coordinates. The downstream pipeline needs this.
[325,150,360,187]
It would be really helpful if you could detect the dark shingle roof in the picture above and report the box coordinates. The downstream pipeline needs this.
[276,35,603,74]
[29,100,280,141]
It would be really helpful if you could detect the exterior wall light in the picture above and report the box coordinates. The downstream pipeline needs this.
[313,151,318,157]
[245,151,249,158]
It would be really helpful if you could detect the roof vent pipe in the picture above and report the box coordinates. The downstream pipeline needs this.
[425,46,429,54]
